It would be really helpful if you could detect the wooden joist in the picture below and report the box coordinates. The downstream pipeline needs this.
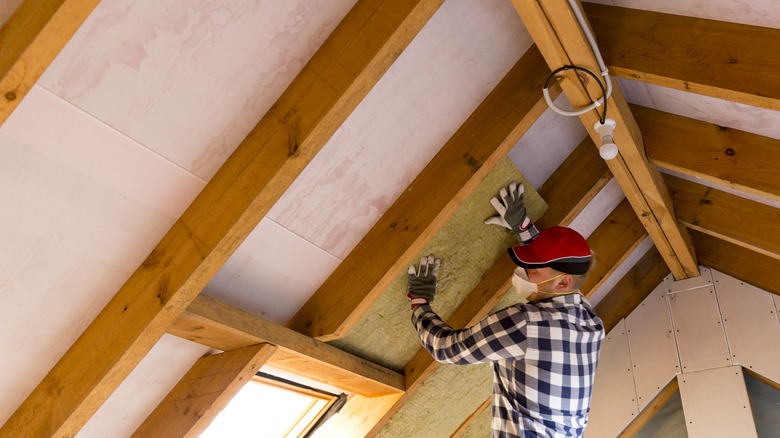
[617,377,680,438]
[585,3,780,112]
[288,45,556,341]
[509,0,699,280]
[169,295,404,397]
[691,229,780,297]
[366,141,614,436]
[0,1,443,435]
[665,174,780,261]
[636,104,780,203]
[0,0,102,127]
[131,344,277,438]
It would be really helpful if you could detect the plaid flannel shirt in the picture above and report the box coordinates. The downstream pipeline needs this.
[412,292,604,437]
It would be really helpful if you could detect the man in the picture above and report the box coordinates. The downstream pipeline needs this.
[407,182,604,437]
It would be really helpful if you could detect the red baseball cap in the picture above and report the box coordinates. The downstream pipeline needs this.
[507,226,591,275]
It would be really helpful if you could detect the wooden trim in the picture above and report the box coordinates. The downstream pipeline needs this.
[288,45,557,341]
[743,368,780,393]
[509,0,699,280]
[636,104,780,203]
[582,198,648,298]
[451,397,491,437]
[0,1,442,435]
[168,295,404,397]
[130,344,277,438]
[618,377,680,438]
[595,246,669,335]
[691,229,780,297]
[584,3,780,112]
[366,136,617,436]
[0,0,102,127]
[664,174,780,261]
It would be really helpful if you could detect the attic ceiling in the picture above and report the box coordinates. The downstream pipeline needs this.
[1,0,778,437]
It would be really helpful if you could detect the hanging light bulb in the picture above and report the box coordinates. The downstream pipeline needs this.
[593,119,618,160]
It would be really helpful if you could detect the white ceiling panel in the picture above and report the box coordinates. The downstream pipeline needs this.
[267,0,533,259]
[204,218,341,325]
[76,335,213,438]
[0,85,204,425]
[39,0,357,180]
[617,77,780,141]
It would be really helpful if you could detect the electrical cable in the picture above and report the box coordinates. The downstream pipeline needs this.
[541,0,612,119]
[544,65,607,123]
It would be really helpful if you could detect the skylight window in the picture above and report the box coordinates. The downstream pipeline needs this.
[200,371,345,438]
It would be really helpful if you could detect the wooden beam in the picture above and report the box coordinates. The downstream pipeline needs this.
[665,174,780,261]
[595,246,669,335]
[691,229,780,297]
[0,0,102,127]
[635,104,780,203]
[618,377,680,438]
[584,3,780,112]
[288,45,556,341]
[534,135,611,230]
[366,140,615,436]
[131,344,277,438]
[582,198,648,298]
[509,0,699,280]
[168,295,404,397]
[0,1,443,436]
[451,397,491,438]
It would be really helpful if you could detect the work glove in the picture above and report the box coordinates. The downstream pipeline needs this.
[485,182,539,245]
[407,255,440,308]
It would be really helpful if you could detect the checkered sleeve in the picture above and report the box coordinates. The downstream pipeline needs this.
[411,304,529,365]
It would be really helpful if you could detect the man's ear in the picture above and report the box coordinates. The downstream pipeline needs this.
[555,274,573,291]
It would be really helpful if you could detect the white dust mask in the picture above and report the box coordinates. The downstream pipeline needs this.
[511,267,566,300]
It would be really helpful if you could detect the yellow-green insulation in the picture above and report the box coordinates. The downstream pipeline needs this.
[327,157,548,436]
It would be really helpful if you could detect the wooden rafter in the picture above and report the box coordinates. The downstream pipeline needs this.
[168,295,404,397]
[581,198,648,298]
[367,142,614,436]
[0,1,444,435]
[691,229,780,297]
[509,0,699,280]
[131,344,277,438]
[665,174,780,261]
[0,0,102,127]
[585,3,780,112]
[288,45,556,341]
[595,246,669,334]
[636,104,780,203]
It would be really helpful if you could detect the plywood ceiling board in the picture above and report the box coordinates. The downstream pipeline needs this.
[39,0,359,180]
[714,270,780,383]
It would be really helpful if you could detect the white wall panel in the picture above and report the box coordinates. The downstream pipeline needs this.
[714,271,780,383]
[667,269,731,372]
[586,320,638,438]
[625,285,680,410]
[679,366,757,438]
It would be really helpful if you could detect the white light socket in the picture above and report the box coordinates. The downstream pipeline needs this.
[593,119,618,160]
